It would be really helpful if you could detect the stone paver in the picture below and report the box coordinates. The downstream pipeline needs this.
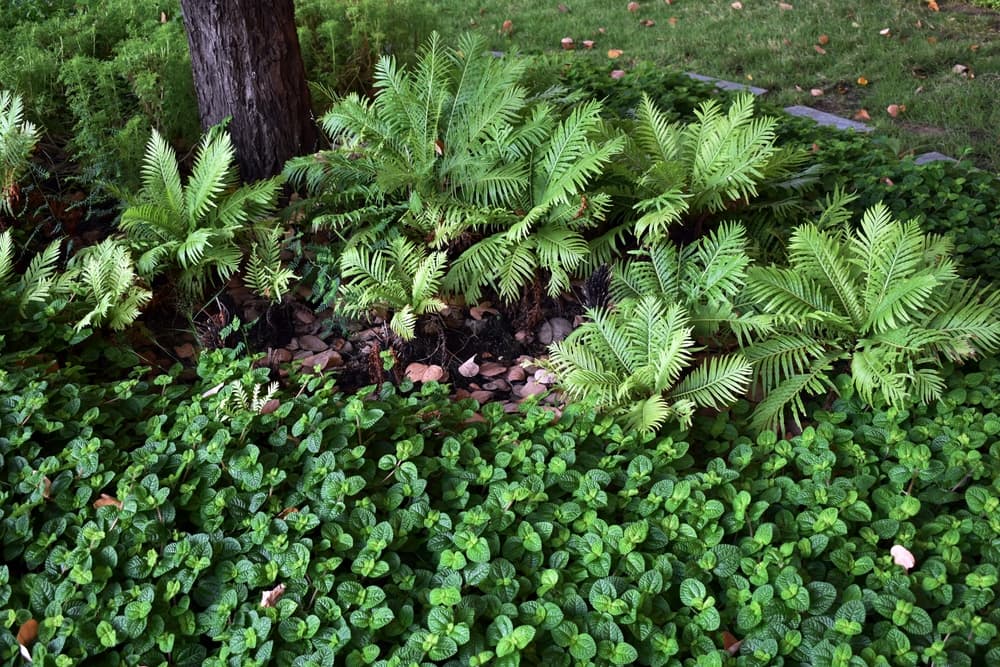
[686,72,768,96]
[783,105,874,133]
[914,151,958,165]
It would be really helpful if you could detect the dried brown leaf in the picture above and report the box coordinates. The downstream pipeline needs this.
[93,494,123,510]
[260,583,287,608]
[458,356,480,378]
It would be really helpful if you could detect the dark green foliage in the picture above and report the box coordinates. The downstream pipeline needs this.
[4,328,1000,665]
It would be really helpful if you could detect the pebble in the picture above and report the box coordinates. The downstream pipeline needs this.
[537,317,573,345]
[298,334,328,352]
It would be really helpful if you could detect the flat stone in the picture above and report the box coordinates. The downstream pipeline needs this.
[537,317,573,345]
[298,334,328,352]
[300,349,343,372]
[506,366,527,382]
[914,151,958,165]
[470,390,494,403]
[686,72,768,96]
[783,106,874,133]
[271,348,293,364]
[515,380,547,398]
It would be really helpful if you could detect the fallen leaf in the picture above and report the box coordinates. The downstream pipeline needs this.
[810,143,820,152]
[582,39,595,48]
[201,382,225,398]
[810,88,824,97]
[640,19,655,26]
[560,37,575,49]
[557,3,570,12]
[93,494,123,510]
[890,544,916,571]
[42,476,52,499]
[970,44,979,52]
[886,103,904,117]
[730,1,742,8]
[598,26,607,34]
[500,19,514,35]
[813,45,827,55]
[778,2,793,9]
[276,507,299,519]
[17,619,38,648]
[458,356,480,378]
[627,1,640,11]
[853,109,871,121]
[857,76,869,86]
[607,48,623,58]
[174,343,196,359]
[610,69,626,80]
[915,85,925,94]
[259,399,280,415]
[160,11,167,22]
[882,177,895,186]
[879,28,891,36]
[722,631,742,656]
[818,34,829,45]
[926,36,937,44]
[260,583,287,608]
[952,63,972,78]
[927,0,939,10]
[668,16,678,25]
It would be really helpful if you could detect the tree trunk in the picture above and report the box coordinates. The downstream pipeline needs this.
[179,0,317,181]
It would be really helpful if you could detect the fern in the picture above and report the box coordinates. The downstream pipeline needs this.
[337,235,447,340]
[120,128,283,301]
[66,239,151,331]
[744,203,1000,432]
[625,93,811,244]
[1,90,39,215]
[290,32,623,303]
[246,228,298,303]
[548,296,752,432]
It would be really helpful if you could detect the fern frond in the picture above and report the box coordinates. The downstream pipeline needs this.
[743,333,828,395]
[246,228,298,303]
[788,224,863,328]
[670,353,753,410]
[19,239,61,311]
[140,130,185,217]
[185,129,238,223]
[750,353,839,433]
[0,229,14,289]
[623,394,675,434]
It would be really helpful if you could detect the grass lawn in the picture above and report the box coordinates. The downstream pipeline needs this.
[425,0,1000,171]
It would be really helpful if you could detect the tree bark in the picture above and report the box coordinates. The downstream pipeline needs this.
[179,0,317,181]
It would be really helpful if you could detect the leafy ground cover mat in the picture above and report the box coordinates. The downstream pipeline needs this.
[2,345,999,665]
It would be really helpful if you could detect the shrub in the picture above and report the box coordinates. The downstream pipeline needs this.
[0,90,40,215]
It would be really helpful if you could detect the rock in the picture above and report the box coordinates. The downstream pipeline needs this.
[470,390,494,403]
[271,348,293,364]
[298,334,327,352]
[515,380,547,398]
[538,317,573,345]
[405,363,446,383]
[300,350,343,372]
[458,356,480,378]
[479,361,507,377]
[506,366,526,382]
[294,308,316,325]
[174,343,196,359]
[534,369,558,385]
[484,379,510,392]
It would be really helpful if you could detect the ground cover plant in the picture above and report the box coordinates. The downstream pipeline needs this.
[3,2,1000,666]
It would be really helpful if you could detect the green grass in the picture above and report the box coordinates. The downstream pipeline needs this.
[428,0,1000,171]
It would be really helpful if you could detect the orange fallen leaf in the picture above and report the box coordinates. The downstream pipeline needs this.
[668,16,678,25]
[582,39,595,48]
[260,583,287,608]
[810,88,824,97]
[814,45,827,55]
[469,302,499,320]
[276,507,299,519]
[500,19,513,35]
[778,2,793,9]
[818,34,829,45]
[42,476,52,500]
[627,1,640,11]
[560,37,575,50]
[857,76,869,85]
[610,69,626,79]
[640,19,655,26]
[886,103,905,117]
[17,619,38,647]
[926,36,938,44]
[607,48,623,58]
[882,177,895,186]
[730,1,743,8]
[854,109,871,121]
[93,494,123,510]
[927,0,939,10]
